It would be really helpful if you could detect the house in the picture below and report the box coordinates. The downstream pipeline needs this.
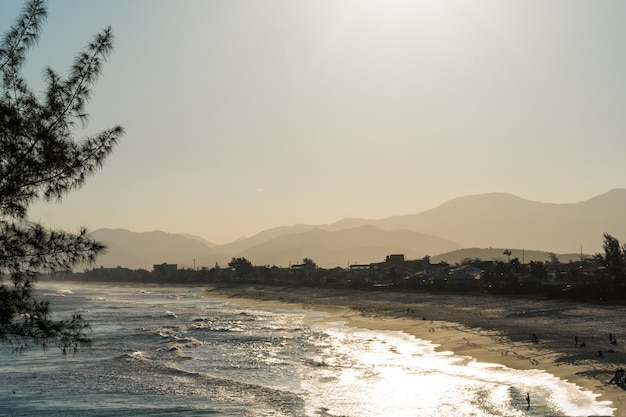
[449,265,482,282]
[385,254,405,266]
[153,263,177,274]
[349,264,371,271]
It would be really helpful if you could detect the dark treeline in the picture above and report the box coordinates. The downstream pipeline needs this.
[53,233,626,304]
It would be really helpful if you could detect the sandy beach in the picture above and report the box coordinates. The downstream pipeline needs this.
[207,284,626,416]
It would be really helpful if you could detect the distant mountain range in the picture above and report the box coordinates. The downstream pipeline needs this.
[89,189,626,270]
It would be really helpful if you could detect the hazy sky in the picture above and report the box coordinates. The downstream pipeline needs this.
[2,0,625,244]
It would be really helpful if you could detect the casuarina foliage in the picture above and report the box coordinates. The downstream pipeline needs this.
[0,0,123,353]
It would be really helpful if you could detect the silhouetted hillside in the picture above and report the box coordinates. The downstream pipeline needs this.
[431,248,585,266]
[225,189,626,255]
[217,224,318,254]
[91,229,216,270]
[368,189,626,253]
[90,225,460,270]
[89,189,626,270]
[238,225,461,268]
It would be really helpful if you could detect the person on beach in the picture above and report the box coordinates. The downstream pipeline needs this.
[526,393,531,408]
[610,368,621,384]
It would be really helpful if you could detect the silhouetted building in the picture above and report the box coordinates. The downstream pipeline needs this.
[153,263,177,274]
[385,254,405,266]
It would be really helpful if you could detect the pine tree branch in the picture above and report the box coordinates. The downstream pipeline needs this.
[0,0,47,108]
[45,27,114,136]
[0,26,116,205]
[0,0,122,354]
[0,126,123,205]
[0,0,46,72]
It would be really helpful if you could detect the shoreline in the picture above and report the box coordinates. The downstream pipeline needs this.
[206,284,626,416]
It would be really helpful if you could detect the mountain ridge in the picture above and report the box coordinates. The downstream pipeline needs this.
[89,189,626,269]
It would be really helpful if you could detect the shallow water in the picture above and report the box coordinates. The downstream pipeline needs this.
[0,282,615,416]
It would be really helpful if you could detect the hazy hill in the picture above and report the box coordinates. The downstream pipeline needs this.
[181,234,217,247]
[217,224,318,254]
[235,225,462,268]
[88,189,626,270]
[431,248,584,266]
[90,225,461,270]
[217,189,626,255]
[90,229,216,270]
[363,189,626,254]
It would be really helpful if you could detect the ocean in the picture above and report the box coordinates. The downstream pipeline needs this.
[0,282,615,417]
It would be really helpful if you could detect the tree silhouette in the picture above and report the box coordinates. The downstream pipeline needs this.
[596,233,626,282]
[228,257,253,276]
[529,260,547,284]
[302,258,317,272]
[0,0,123,352]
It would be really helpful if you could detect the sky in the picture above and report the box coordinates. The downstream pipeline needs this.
[2,0,626,244]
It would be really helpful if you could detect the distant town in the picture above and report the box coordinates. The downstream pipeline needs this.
[47,233,626,304]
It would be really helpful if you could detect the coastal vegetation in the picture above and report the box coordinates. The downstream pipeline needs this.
[0,0,123,352]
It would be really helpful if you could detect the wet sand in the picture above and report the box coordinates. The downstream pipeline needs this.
[207,284,626,416]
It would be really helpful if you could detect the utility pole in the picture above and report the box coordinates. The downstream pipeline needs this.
[580,246,583,275]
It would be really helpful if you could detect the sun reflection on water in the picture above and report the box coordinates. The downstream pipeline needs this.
[301,323,614,417]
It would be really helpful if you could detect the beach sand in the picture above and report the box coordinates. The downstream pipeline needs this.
[207,284,626,416]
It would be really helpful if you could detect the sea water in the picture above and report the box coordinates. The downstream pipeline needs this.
[0,282,615,417]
